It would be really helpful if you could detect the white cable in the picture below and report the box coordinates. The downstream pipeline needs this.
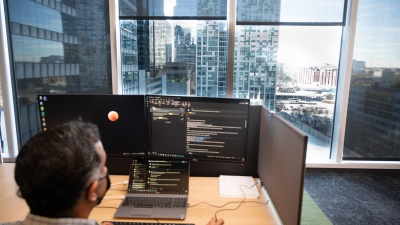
[111,181,128,186]
[104,196,125,199]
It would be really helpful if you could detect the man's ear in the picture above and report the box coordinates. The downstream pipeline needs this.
[87,180,99,202]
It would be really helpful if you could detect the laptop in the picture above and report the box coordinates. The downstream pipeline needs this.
[114,159,190,220]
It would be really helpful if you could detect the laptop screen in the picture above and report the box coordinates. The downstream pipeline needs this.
[128,159,190,195]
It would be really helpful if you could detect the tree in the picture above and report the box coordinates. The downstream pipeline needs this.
[275,101,285,112]
[277,72,292,85]
[325,93,334,100]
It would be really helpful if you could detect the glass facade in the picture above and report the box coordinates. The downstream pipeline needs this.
[119,0,228,96]
[233,25,279,109]
[1,0,398,164]
[117,0,345,160]
[7,0,112,147]
[343,0,400,160]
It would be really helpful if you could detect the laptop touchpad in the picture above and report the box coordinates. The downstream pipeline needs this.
[131,208,152,216]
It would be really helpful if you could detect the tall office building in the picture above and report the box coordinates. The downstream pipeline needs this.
[136,20,150,71]
[193,0,281,107]
[174,0,197,16]
[196,21,228,97]
[196,0,226,16]
[233,26,279,108]
[119,0,281,104]
[149,20,172,76]
[174,25,196,64]
[234,0,281,109]
[345,68,400,158]
[191,0,227,97]
[7,0,111,143]
[236,0,280,22]
[120,20,141,94]
[119,0,168,94]
[173,25,196,94]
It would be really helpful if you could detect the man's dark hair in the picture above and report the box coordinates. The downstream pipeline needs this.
[15,120,102,217]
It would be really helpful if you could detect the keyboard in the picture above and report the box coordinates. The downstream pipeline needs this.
[103,222,194,225]
[121,196,187,208]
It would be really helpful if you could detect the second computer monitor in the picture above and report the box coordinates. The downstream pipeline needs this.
[145,95,250,163]
[38,94,146,157]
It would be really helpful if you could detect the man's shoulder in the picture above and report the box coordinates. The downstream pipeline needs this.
[0,222,23,225]
[0,214,99,225]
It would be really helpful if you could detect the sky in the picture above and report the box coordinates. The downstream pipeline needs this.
[277,26,342,68]
[352,0,400,68]
[164,0,176,16]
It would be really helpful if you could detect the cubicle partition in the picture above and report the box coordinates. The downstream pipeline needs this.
[258,106,308,225]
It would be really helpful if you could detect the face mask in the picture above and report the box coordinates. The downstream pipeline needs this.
[96,172,111,205]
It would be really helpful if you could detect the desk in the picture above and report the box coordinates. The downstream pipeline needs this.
[0,163,280,224]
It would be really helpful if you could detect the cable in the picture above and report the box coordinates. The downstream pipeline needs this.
[111,181,128,186]
[214,182,267,220]
[103,196,125,199]
[109,188,128,191]
[213,198,270,220]
[95,206,118,209]
[214,198,246,220]
[188,181,269,221]
[188,200,244,208]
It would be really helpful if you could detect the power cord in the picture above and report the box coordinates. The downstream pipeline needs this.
[189,182,269,220]
[111,180,128,186]
[215,182,259,220]
[103,196,125,199]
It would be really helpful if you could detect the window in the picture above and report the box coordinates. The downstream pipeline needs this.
[1,0,399,166]
[4,0,112,156]
[119,0,228,97]
[117,0,345,161]
[343,0,400,160]
[234,0,344,160]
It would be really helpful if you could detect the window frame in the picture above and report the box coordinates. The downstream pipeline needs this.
[0,0,19,161]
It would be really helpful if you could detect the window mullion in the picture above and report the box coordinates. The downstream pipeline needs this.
[226,0,236,98]
[0,0,19,160]
[331,0,359,163]
[110,0,122,94]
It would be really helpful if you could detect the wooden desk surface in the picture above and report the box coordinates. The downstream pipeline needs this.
[0,163,280,224]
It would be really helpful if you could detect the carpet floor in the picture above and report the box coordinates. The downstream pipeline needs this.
[303,168,400,225]
[301,190,332,225]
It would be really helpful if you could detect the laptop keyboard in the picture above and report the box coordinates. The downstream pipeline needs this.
[104,222,194,225]
[121,196,187,208]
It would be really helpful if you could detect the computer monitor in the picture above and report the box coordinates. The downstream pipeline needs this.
[37,95,146,157]
[145,95,250,163]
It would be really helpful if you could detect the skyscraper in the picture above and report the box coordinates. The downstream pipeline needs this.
[8,0,111,143]
[234,0,281,109]
[196,21,228,97]
[194,0,281,108]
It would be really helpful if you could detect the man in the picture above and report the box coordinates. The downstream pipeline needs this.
[3,120,223,225]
